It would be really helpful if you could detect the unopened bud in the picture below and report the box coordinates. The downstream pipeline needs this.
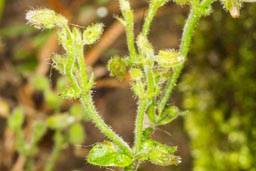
[107,56,127,79]
[221,0,241,18]
[156,49,184,68]
[137,34,154,57]
[26,9,67,29]
[83,23,104,45]
[119,0,131,12]
[129,68,143,81]
[229,7,240,18]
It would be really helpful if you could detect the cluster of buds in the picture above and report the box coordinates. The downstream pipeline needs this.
[26,9,104,99]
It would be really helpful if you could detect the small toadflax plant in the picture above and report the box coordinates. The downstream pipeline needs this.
[25,0,255,170]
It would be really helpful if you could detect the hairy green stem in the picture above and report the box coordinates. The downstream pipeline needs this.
[76,45,87,90]
[147,99,156,122]
[145,64,156,122]
[142,1,162,36]
[157,0,215,115]
[66,50,81,91]
[80,94,132,156]
[134,99,148,153]
[63,25,81,91]
[126,19,137,57]
[119,0,137,57]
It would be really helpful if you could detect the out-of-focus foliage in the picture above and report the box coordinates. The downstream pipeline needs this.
[0,0,4,21]
[180,4,256,171]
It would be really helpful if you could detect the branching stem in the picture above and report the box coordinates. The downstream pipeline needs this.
[80,94,132,156]
[134,98,148,153]
[157,0,215,115]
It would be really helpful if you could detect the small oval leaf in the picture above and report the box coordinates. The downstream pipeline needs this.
[87,141,132,167]
[68,123,85,145]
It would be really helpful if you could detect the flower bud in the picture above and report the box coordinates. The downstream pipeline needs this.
[137,34,154,57]
[129,68,143,81]
[221,0,241,18]
[83,23,104,45]
[229,6,240,18]
[107,56,127,79]
[119,0,131,12]
[26,9,67,29]
[156,49,184,68]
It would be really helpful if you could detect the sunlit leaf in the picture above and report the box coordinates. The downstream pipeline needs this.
[87,141,132,167]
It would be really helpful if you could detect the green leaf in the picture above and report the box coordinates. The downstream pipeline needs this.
[31,121,47,145]
[68,123,85,145]
[52,54,67,74]
[47,114,75,129]
[44,89,62,108]
[8,107,24,131]
[69,104,90,121]
[56,77,68,91]
[142,127,154,140]
[87,141,132,167]
[30,74,50,91]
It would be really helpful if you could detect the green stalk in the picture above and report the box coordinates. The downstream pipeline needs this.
[80,94,132,156]
[126,17,137,57]
[119,0,137,57]
[63,25,81,92]
[134,99,148,153]
[145,64,156,122]
[142,3,158,36]
[157,0,215,115]
[66,49,81,91]
[76,44,87,90]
